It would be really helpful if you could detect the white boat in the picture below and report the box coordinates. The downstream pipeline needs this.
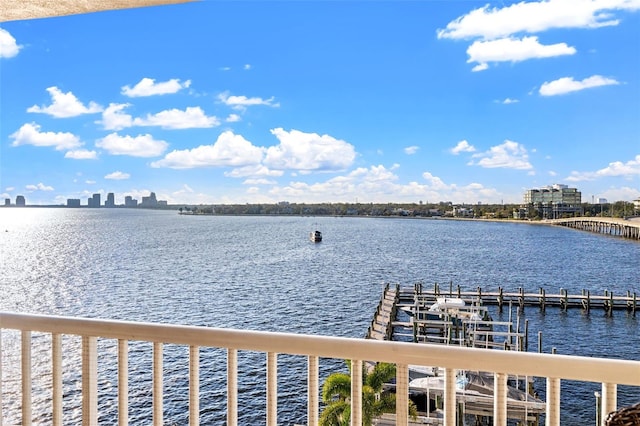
[310,230,322,242]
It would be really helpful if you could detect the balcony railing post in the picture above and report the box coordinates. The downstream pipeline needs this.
[52,333,62,426]
[443,368,456,426]
[396,363,408,426]
[267,352,278,426]
[494,372,508,426]
[189,345,199,426]
[227,348,238,426]
[601,383,617,426]
[118,339,129,426]
[308,355,319,426]
[546,377,560,426]
[21,330,32,426]
[82,336,97,426]
[351,359,363,426]
[153,342,163,426]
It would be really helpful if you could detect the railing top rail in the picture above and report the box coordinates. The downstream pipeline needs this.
[2,311,639,386]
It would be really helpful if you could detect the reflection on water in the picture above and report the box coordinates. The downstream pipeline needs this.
[1,208,638,424]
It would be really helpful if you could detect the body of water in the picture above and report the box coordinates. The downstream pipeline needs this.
[1,208,638,425]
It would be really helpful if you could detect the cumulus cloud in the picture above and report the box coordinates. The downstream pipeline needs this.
[218,91,279,110]
[225,165,283,178]
[26,183,54,191]
[121,78,191,97]
[10,122,82,150]
[539,75,620,96]
[404,146,419,155]
[499,98,519,104]
[437,0,639,40]
[566,155,640,181]
[264,128,356,172]
[469,140,533,170]
[450,140,476,155]
[437,0,638,70]
[151,130,265,169]
[226,114,241,123]
[0,28,22,58]
[467,36,575,71]
[96,133,169,157]
[98,103,133,130]
[27,87,102,118]
[132,106,219,129]
[65,149,98,160]
[105,171,130,180]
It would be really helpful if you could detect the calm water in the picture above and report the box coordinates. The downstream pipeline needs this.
[0,208,638,425]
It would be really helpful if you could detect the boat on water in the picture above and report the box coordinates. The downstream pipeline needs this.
[310,229,322,242]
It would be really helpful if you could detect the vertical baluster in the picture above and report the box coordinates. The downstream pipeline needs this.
[351,360,363,426]
[493,372,508,426]
[52,333,62,426]
[307,355,319,426]
[0,326,3,423]
[189,345,199,426]
[118,339,128,426]
[601,383,617,426]
[227,348,238,426]
[82,336,97,426]
[266,352,278,426]
[443,368,456,426]
[21,330,32,426]
[153,342,163,426]
[396,363,408,426]
[545,377,560,426]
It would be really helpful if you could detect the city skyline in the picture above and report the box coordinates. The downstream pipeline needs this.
[1,1,639,206]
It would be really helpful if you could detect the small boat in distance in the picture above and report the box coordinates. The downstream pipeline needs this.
[310,229,322,243]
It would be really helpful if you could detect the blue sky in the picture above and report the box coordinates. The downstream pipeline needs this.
[1,0,639,206]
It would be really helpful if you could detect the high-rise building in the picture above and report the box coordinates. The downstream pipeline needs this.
[105,192,115,207]
[88,193,101,207]
[124,195,138,207]
[141,192,158,208]
[67,199,81,207]
[523,184,582,219]
[16,195,26,206]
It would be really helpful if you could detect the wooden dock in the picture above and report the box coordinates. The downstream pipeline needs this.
[413,282,639,315]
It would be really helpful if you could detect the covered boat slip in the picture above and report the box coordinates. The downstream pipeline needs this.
[367,283,545,424]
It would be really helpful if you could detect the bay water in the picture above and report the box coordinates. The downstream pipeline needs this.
[1,208,638,425]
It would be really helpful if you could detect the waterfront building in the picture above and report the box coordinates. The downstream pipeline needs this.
[105,192,115,207]
[66,199,81,207]
[124,195,138,207]
[15,195,25,206]
[141,191,158,208]
[88,193,101,208]
[523,184,582,219]
[4,198,9,206]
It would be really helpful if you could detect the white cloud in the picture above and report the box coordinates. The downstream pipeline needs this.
[133,106,219,129]
[243,178,277,185]
[218,92,279,110]
[539,75,620,96]
[26,183,54,191]
[467,36,576,70]
[404,146,419,155]
[65,149,97,160]
[10,122,82,150]
[121,78,191,97]
[500,98,519,104]
[0,28,22,58]
[244,64,252,70]
[437,0,639,40]
[225,165,283,178]
[96,133,169,157]
[450,140,476,155]
[151,130,265,169]
[566,155,640,181]
[105,171,130,180]
[226,114,241,123]
[98,103,133,130]
[264,128,356,172]
[470,140,533,170]
[27,87,102,118]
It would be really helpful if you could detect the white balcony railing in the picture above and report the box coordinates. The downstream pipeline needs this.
[1,311,639,426]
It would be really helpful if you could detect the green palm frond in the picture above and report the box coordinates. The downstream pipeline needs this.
[321,372,351,403]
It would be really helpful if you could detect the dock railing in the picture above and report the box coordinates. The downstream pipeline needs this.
[1,311,639,426]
